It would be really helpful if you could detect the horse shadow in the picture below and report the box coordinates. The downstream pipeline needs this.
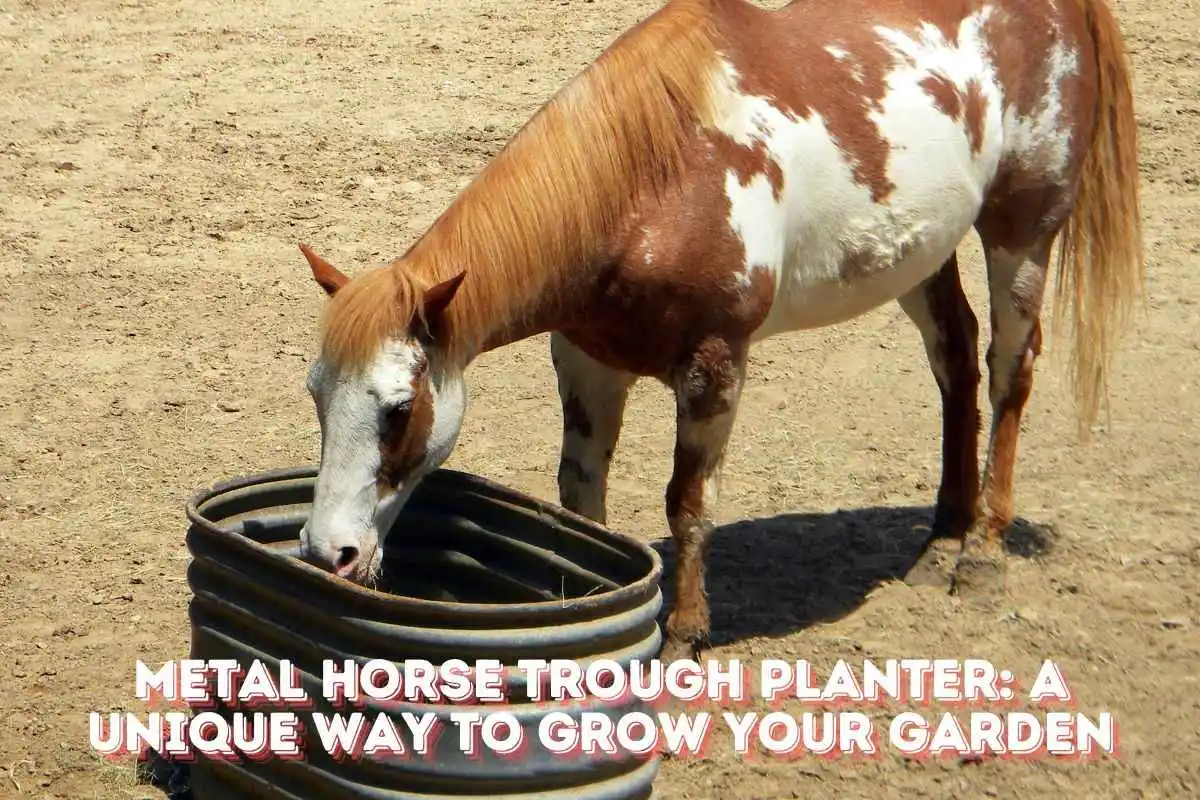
[651,505,1057,647]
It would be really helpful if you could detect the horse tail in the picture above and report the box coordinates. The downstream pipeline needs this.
[1053,0,1145,436]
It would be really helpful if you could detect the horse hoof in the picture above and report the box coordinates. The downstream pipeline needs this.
[904,536,961,590]
[659,633,707,665]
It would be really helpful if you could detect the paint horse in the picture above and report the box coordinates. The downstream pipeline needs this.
[296,0,1143,660]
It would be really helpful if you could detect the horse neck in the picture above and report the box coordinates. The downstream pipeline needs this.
[402,216,615,369]
[401,170,630,369]
[398,0,722,366]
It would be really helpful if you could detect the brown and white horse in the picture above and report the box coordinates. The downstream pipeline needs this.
[296,0,1143,660]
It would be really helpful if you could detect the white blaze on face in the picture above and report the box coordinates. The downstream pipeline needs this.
[300,338,467,581]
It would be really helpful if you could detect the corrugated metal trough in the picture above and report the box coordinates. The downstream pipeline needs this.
[185,466,664,799]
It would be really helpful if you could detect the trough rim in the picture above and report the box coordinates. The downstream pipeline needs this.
[185,464,664,617]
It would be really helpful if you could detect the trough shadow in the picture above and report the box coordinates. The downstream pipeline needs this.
[651,506,1057,648]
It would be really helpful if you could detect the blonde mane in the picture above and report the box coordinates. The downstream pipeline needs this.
[320,0,724,370]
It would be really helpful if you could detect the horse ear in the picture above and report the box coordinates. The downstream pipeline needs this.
[423,271,466,323]
[299,243,350,296]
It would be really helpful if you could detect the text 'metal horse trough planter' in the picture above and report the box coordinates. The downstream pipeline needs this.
[185,466,665,799]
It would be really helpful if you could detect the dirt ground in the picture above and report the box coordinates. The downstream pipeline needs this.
[1,0,1197,797]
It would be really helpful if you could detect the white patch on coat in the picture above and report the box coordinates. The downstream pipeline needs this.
[978,246,1045,492]
[871,12,1004,186]
[724,167,786,290]
[983,245,1045,405]
[709,19,1004,340]
[999,28,1078,178]
[673,404,740,527]
[550,333,635,523]
[896,285,953,390]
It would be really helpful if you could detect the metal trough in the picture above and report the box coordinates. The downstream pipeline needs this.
[184,466,664,799]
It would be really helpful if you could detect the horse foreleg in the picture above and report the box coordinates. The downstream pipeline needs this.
[897,253,982,587]
[952,238,1052,597]
[550,332,635,524]
[662,337,747,661]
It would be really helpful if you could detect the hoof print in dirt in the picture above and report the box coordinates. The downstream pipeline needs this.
[904,536,962,589]
[950,547,1009,600]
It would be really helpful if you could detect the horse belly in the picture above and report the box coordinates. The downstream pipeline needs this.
[766,243,963,337]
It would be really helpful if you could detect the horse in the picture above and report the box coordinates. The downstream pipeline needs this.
[295,0,1143,661]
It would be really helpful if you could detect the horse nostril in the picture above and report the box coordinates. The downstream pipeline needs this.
[334,546,360,576]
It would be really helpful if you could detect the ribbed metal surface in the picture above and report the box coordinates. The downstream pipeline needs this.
[185,466,664,799]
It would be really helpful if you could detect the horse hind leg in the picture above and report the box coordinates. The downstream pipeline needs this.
[550,332,636,524]
[897,252,982,587]
[952,228,1058,597]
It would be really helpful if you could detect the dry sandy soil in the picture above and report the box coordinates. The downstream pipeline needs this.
[1,0,1198,797]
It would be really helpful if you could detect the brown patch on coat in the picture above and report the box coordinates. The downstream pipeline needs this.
[977,174,1072,252]
[979,321,1042,539]
[980,4,1062,123]
[709,0,991,204]
[675,336,744,419]
[922,254,982,538]
[377,368,434,491]
[919,72,988,156]
[714,133,785,201]
[554,131,775,378]
[963,79,987,154]
[710,0,900,202]
[663,440,712,644]
[665,444,706,531]
[920,73,962,119]
[976,3,1093,253]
